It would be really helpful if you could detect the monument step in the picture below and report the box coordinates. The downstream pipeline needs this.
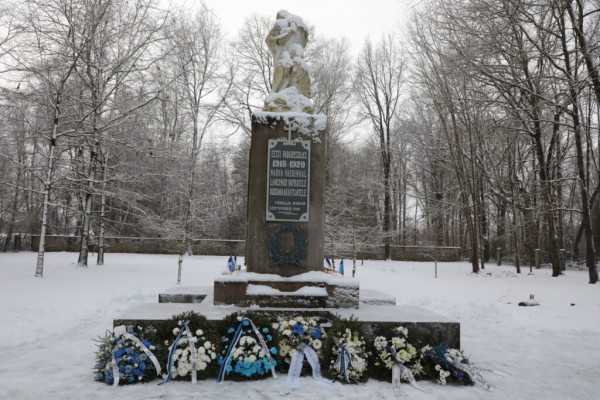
[158,286,212,303]
[114,294,460,348]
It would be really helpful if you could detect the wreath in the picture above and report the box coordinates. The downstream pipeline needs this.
[268,224,307,266]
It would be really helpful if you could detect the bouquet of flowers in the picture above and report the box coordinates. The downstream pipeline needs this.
[217,313,279,381]
[419,344,474,386]
[371,326,420,381]
[94,325,161,386]
[326,318,370,383]
[275,316,326,367]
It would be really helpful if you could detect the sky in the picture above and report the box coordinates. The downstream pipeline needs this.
[179,0,417,54]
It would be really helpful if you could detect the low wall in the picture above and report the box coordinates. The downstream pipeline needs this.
[332,244,461,262]
[31,235,244,256]
[31,235,461,261]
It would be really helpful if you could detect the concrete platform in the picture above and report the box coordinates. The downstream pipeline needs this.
[115,290,459,348]
[158,286,212,303]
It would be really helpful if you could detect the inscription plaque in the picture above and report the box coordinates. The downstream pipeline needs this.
[266,139,310,222]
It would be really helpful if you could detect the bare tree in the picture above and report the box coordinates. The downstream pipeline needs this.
[355,36,404,260]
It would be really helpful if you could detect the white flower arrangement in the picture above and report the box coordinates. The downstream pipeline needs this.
[329,327,369,383]
[373,326,418,372]
[164,326,216,380]
[419,344,473,386]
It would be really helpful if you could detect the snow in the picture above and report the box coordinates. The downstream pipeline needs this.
[216,270,357,286]
[246,284,328,297]
[0,252,598,399]
[253,111,327,141]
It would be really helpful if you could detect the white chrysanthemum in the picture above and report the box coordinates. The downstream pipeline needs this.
[173,327,180,335]
[196,329,203,336]
[203,341,212,349]
[435,364,441,371]
[391,337,406,348]
[374,336,387,351]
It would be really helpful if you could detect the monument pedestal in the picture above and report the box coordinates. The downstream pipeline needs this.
[213,271,359,309]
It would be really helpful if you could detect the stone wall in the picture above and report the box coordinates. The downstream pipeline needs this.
[30,235,244,256]
[331,244,462,262]
[30,235,460,261]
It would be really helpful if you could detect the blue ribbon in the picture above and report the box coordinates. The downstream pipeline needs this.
[337,344,354,383]
[217,320,245,382]
[158,321,187,385]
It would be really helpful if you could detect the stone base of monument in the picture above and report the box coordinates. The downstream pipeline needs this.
[213,271,359,309]
[115,282,460,348]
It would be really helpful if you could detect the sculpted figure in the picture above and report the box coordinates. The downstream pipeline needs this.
[263,10,313,113]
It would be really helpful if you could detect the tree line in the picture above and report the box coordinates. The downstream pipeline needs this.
[0,0,598,283]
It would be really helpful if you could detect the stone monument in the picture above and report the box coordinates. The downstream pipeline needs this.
[115,11,460,349]
[213,10,358,308]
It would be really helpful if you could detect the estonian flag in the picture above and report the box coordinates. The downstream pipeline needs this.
[338,258,344,276]
[227,256,236,273]
[325,257,333,270]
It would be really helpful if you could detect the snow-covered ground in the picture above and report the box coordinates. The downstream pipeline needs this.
[0,252,597,399]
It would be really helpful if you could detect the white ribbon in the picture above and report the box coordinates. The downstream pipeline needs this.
[286,345,335,389]
[183,323,198,384]
[452,360,494,391]
[111,331,161,387]
[247,318,277,379]
[387,345,427,394]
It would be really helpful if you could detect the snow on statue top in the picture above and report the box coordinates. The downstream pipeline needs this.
[263,10,313,114]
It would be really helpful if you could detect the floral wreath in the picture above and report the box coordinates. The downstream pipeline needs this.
[325,318,370,384]
[160,320,217,383]
[94,325,161,386]
[419,344,475,386]
[217,313,279,381]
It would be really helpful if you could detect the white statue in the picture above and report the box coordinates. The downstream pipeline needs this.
[263,10,313,113]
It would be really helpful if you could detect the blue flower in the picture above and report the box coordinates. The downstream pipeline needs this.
[227,327,234,334]
[242,319,250,326]
[139,362,147,371]
[270,347,278,355]
[127,376,135,383]
[134,368,142,376]
[139,354,147,362]
[225,363,233,373]
[125,365,133,374]
[114,349,125,359]
[311,328,322,339]
[292,323,304,335]
[266,334,272,341]
[262,327,269,333]
[142,340,151,348]
[234,360,243,373]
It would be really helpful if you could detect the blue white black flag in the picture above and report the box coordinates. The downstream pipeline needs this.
[227,256,236,273]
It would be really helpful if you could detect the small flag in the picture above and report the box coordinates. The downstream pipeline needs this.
[227,256,236,273]
[325,257,333,270]
[338,258,344,276]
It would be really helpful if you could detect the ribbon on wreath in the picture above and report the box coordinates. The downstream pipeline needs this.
[332,344,354,383]
[110,328,162,387]
[286,344,336,389]
[217,317,277,382]
[451,360,497,391]
[387,345,427,393]
[158,321,198,385]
